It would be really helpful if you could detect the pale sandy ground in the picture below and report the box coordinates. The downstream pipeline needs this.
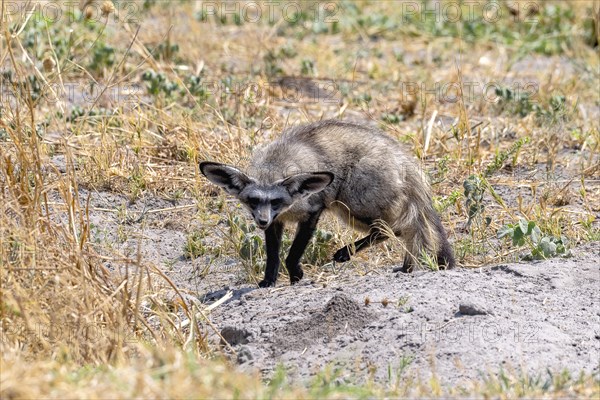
[205,243,599,386]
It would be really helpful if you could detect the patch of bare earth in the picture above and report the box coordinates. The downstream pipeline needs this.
[203,244,599,387]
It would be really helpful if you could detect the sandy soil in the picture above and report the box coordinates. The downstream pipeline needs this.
[205,243,599,386]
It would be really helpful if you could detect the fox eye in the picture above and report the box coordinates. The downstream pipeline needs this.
[270,198,283,207]
[247,197,260,206]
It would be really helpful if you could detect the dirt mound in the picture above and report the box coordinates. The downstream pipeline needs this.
[271,294,374,355]
[323,293,371,321]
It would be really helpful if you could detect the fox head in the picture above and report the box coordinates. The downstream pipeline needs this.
[199,162,334,230]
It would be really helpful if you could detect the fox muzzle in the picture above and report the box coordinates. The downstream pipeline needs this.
[254,206,272,230]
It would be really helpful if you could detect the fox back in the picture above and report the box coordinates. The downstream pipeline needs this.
[250,120,444,243]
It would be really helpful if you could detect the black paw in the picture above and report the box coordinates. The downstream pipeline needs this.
[397,264,413,273]
[258,279,275,288]
[399,258,413,273]
[437,247,456,269]
[289,268,304,285]
[333,247,351,263]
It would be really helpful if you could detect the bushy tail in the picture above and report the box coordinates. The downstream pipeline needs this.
[430,209,455,269]
[397,200,455,271]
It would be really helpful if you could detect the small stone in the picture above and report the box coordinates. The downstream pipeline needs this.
[459,302,490,316]
[220,326,251,346]
[260,325,271,334]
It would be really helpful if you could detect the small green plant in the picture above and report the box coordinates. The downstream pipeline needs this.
[454,237,487,260]
[302,229,335,265]
[429,155,451,185]
[143,0,157,10]
[530,236,569,259]
[495,86,534,117]
[495,87,572,124]
[533,95,572,124]
[227,215,265,280]
[67,106,116,124]
[154,41,179,61]
[163,258,177,271]
[484,137,530,177]
[141,70,180,97]
[263,50,284,77]
[89,42,115,74]
[433,190,461,213]
[300,59,315,76]
[498,219,542,247]
[585,226,600,241]
[278,43,298,59]
[396,296,409,307]
[381,112,404,124]
[353,92,372,105]
[184,74,209,102]
[16,10,73,59]
[184,230,207,259]
[463,174,489,229]
[497,219,570,260]
[419,250,439,271]
[116,225,128,243]
[4,73,44,102]
[128,169,147,199]
[280,229,335,267]
[580,216,600,241]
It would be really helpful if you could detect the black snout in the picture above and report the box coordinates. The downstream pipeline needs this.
[257,218,269,229]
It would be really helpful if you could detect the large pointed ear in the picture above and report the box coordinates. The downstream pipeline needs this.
[199,162,254,195]
[279,172,334,199]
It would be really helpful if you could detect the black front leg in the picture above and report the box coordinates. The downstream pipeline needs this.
[285,211,322,284]
[259,221,284,288]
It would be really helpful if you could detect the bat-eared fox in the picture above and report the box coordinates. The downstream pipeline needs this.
[200,120,455,287]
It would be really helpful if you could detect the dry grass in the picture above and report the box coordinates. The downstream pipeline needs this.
[1,0,599,398]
